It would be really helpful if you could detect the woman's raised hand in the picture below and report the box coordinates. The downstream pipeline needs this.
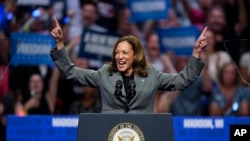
[193,27,208,58]
[51,17,64,49]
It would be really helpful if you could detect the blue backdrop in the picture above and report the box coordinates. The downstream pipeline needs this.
[6,115,250,141]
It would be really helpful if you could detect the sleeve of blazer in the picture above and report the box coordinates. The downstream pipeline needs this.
[50,48,102,87]
[155,55,204,91]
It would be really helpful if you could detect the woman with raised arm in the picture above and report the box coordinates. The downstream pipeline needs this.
[50,17,208,113]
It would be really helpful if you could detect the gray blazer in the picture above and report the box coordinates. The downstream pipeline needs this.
[51,48,204,113]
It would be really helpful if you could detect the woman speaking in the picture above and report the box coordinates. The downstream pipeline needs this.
[50,17,208,113]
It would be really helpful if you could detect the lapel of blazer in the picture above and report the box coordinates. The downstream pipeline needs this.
[108,72,126,97]
[132,74,147,101]
[108,71,148,102]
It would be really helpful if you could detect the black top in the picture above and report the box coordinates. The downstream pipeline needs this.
[121,72,134,113]
[26,94,51,115]
[121,72,134,98]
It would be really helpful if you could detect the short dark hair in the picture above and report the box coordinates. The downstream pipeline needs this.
[81,0,99,14]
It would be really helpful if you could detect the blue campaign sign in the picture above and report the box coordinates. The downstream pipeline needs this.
[11,32,55,66]
[157,26,200,56]
[6,116,250,141]
[7,115,78,141]
[127,0,170,22]
[78,30,121,62]
[174,117,250,141]
[16,0,51,6]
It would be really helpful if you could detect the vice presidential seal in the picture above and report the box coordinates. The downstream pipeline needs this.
[108,122,145,141]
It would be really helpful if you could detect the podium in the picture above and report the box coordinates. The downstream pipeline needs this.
[77,113,174,141]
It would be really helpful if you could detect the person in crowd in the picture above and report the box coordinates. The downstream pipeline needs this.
[95,0,121,33]
[70,1,108,68]
[144,32,178,113]
[206,4,247,59]
[206,5,226,49]
[203,29,231,86]
[239,51,250,88]
[0,88,23,141]
[50,17,207,113]
[145,32,176,73]
[21,67,59,115]
[21,74,51,114]
[179,0,207,29]
[65,0,83,42]
[157,8,179,29]
[80,1,107,32]
[156,54,212,115]
[116,7,145,44]
[209,62,250,116]
[69,85,101,114]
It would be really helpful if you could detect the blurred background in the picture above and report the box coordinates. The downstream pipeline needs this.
[0,0,250,140]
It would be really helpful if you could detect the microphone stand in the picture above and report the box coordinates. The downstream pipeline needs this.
[114,80,136,113]
[114,90,129,113]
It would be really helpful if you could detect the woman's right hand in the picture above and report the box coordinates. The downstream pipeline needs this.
[51,17,64,50]
[24,96,40,112]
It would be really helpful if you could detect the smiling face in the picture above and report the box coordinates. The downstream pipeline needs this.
[82,3,98,28]
[109,35,147,77]
[207,6,226,33]
[115,41,135,76]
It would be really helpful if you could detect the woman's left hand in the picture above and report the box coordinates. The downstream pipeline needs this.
[193,27,208,58]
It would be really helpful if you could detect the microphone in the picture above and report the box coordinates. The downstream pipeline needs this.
[114,80,129,113]
[114,80,124,99]
[127,80,136,103]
